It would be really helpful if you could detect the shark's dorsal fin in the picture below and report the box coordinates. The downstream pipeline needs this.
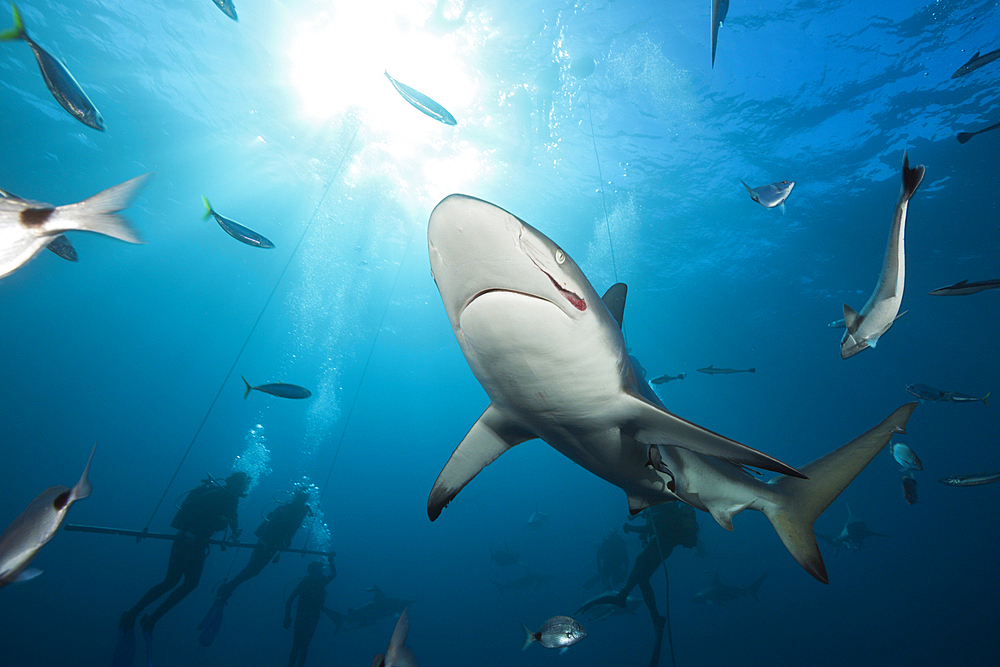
[601,283,628,329]
[842,304,862,332]
[427,405,534,521]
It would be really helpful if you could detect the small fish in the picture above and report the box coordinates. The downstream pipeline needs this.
[202,197,274,248]
[241,376,311,400]
[211,0,238,21]
[372,606,417,667]
[650,372,685,384]
[711,0,730,68]
[943,390,989,406]
[0,186,76,261]
[951,47,1000,78]
[928,278,1000,295]
[697,365,755,375]
[384,70,457,126]
[740,179,795,210]
[0,174,149,279]
[520,616,586,651]
[905,383,946,402]
[0,3,105,130]
[645,444,673,479]
[901,475,918,505]
[0,444,95,588]
[957,120,1000,144]
[827,318,846,328]
[891,443,922,472]
[938,472,1000,487]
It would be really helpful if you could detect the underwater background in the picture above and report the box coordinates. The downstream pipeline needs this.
[1,0,998,665]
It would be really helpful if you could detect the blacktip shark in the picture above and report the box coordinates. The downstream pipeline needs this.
[817,505,887,555]
[0,444,95,588]
[711,0,730,67]
[840,152,924,359]
[0,174,150,279]
[426,193,917,582]
[211,0,238,21]
[927,278,1000,296]
[385,70,457,126]
[689,572,767,605]
[740,179,794,211]
[697,364,755,375]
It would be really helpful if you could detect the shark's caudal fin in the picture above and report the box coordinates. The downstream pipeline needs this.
[427,405,535,520]
[747,573,767,602]
[763,403,917,583]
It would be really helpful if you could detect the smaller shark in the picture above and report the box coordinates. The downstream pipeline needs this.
[372,606,417,667]
[650,372,685,384]
[689,572,767,605]
[490,542,519,567]
[927,278,1000,296]
[951,47,1000,78]
[841,152,924,359]
[818,506,888,555]
[696,365,754,375]
[494,565,553,593]
[524,510,549,530]
[323,586,414,634]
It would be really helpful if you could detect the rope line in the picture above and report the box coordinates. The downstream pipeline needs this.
[585,82,618,283]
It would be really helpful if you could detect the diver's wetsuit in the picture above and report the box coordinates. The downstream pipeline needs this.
[285,557,336,667]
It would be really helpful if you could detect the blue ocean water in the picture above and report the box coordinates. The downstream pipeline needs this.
[1,0,998,665]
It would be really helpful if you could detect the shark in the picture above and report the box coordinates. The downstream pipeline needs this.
[689,572,767,605]
[425,193,917,583]
[322,586,414,634]
[817,505,888,555]
[840,152,924,358]
[494,565,554,593]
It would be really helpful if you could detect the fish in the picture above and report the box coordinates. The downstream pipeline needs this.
[650,372,685,384]
[697,364,755,375]
[891,443,922,472]
[711,0,730,67]
[689,572,767,605]
[0,444,96,588]
[840,152,924,359]
[905,383,988,406]
[490,542,519,567]
[211,0,238,21]
[323,586,415,634]
[0,3,105,130]
[0,186,76,261]
[241,375,311,400]
[384,71,457,126]
[938,472,1000,487]
[827,318,846,328]
[951,47,1000,78]
[578,593,643,621]
[957,120,1000,144]
[0,174,149,279]
[817,505,888,555]
[494,565,553,593]
[740,179,795,211]
[524,510,549,530]
[425,192,917,583]
[521,616,586,651]
[372,606,417,667]
[201,197,274,248]
[928,278,1000,295]
[901,475,918,505]
[943,391,989,406]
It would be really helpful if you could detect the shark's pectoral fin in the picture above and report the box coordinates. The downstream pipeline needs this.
[428,405,534,521]
[627,493,654,515]
[623,392,805,478]
[842,304,862,333]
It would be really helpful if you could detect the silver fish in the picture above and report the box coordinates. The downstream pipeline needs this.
[891,443,922,472]
[827,318,846,328]
[938,472,1000,487]
[841,153,924,358]
[711,0,730,67]
[241,376,311,400]
[0,3,104,130]
[957,120,1000,144]
[697,364,755,375]
[650,372,685,384]
[384,70,457,125]
[951,47,1000,78]
[741,179,795,210]
[0,186,76,261]
[901,475,918,505]
[521,616,586,651]
[0,444,95,588]
[372,606,417,667]
[211,0,238,21]
[0,174,149,279]
[202,197,274,248]
[943,390,989,405]
[928,278,1000,295]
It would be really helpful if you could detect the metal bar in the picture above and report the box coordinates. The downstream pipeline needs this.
[63,524,334,557]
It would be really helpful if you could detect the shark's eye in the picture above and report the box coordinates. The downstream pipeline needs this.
[554,249,565,264]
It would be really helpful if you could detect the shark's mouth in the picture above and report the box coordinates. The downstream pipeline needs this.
[545,273,586,312]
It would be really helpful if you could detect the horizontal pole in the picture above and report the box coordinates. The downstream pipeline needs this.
[63,524,334,557]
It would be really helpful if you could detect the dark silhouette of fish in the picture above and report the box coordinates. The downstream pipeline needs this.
[906,383,988,406]
[957,120,1000,144]
[202,197,274,248]
[901,475,918,505]
[928,278,1000,295]
[323,586,414,634]
[690,572,767,604]
[711,0,730,67]
[241,376,311,400]
[650,372,685,384]
[938,472,1000,487]
[490,542,519,567]
[951,47,1000,78]
[384,71,457,125]
[211,0,238,21]
[817,505,888,555]
[697,365,755,375]
[0,3,105,130]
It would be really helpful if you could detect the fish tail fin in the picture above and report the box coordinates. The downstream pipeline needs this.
[900,151,925,201]
[72,442,97,502]
[679,372,685,379]
[53,174,150,243]
[747,573,767,602]
[762,403,917,583]
[748,368,756,373]
[0,3,25,41]
[956,132,973,144]
[520,623,536,651]
[740,179,754,196]
[201,196,213,221]
[983,392,989,407]
[241,375,251,400]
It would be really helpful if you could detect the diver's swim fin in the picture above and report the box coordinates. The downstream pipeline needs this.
[141,620,153,667]
[111,623,136,667]
[197,598,225,647]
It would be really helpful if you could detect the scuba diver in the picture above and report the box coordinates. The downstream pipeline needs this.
[576,502,699,667]
[583,529,629,591]
[116,471,249,655]
[285,553,337,667]
[197,486,314,645]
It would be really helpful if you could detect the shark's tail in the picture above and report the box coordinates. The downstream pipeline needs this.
[747,573,767,602]
[762,403,917,584]
[321,608,344,634]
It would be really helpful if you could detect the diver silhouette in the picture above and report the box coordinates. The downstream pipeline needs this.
[285,553,337,667]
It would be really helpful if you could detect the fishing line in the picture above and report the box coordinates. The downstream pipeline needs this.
[585,82,618,284]
[650,517,677,667]
[143,119,363,532]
